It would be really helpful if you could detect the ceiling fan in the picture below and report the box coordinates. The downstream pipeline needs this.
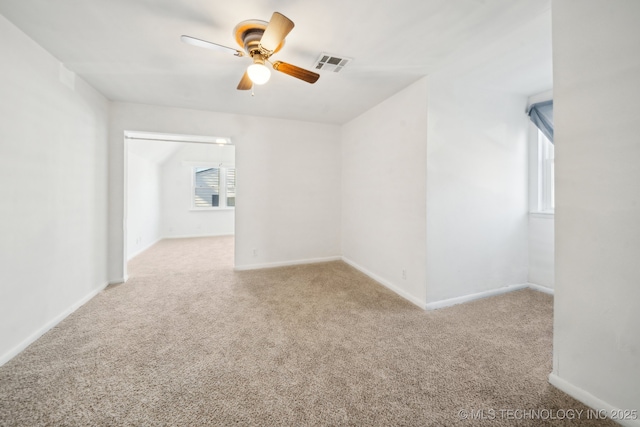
[181,12,320,90]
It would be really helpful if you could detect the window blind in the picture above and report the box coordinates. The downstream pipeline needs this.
[527,100,554,144]
[194,167,220,207]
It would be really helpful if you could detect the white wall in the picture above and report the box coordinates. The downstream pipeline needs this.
[552,0,640,418]
[340,8,548,309]
[421,8,551,305]
[0,15,109,364]
[528,214,554,287]
[425,61,529,304]
[109,102,341,280]
[341,77,428,307]
[126,151,161,259]
[160,143,235,239]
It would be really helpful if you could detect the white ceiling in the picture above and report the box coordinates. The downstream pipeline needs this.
[0,0,551,124]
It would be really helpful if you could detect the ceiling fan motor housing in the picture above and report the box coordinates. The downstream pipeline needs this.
[233,19,284,59]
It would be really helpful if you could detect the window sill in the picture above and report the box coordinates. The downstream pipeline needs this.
[189,207,235,212]
[529,211,554,219]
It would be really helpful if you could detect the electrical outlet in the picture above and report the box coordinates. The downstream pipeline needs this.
[252,248,258,257]
[402,270,407,280]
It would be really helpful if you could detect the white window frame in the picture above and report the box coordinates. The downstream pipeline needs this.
[190,165,236,210]
[529,127,554,215]
[537,130,554,213]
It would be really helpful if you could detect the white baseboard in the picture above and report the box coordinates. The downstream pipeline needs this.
[549,373,640,427]
[527,282,554,295]
[341,257,427,310]
[424,282,553,311]
[235,256,342,271]
[163,233,234,240]
[0,281,109,367]
[237,255,551,313]
[425,283,529,311]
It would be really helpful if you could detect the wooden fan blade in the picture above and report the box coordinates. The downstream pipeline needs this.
[237,71,253,90]
[259,12,294,53]
[272,61,320,84]
[181,35,244,56]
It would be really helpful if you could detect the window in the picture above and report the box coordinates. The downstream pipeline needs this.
[527,95,554,214]
[537,130,554,213]
[226,168,236,207]
[192,166,236,209]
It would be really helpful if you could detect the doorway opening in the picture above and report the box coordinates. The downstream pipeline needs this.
[123,131,236,280]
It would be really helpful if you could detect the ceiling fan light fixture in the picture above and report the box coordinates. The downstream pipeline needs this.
[247,62,271,85]
[182,12,320,90]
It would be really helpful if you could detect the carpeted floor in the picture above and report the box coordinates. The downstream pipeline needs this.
[0,236,615,426]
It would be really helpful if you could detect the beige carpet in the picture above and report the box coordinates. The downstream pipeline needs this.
[0,236,614,426]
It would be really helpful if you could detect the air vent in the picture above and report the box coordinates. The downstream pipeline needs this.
[313,53,353,73]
